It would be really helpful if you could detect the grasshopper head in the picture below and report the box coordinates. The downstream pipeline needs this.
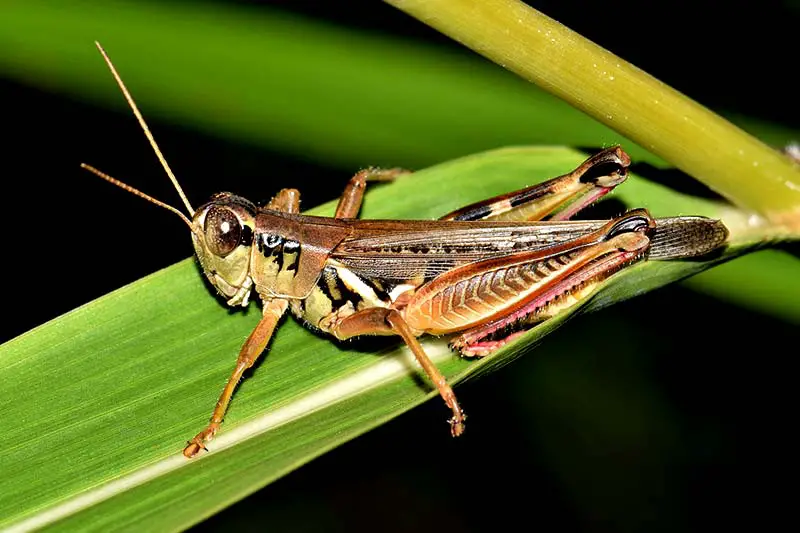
[192,193,257,307]
[80,44,258,308]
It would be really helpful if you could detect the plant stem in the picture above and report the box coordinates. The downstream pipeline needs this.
[386,0,800,231]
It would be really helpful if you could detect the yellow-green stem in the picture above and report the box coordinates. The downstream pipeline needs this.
[386,0,800,231]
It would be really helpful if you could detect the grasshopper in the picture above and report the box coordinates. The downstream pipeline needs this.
[82,43,728,458]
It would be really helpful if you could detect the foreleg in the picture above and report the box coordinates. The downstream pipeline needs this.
[183,298,289,457]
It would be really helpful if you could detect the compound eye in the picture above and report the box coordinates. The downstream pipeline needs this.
[204,206,242,257]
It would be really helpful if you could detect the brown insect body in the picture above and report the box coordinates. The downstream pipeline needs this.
[82,43,729,459]
[180,149,725,459]
[192,189,649,343]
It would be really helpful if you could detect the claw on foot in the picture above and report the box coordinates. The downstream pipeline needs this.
[183,440,207,459]
[183,425,218,458]
[449,411,467,437]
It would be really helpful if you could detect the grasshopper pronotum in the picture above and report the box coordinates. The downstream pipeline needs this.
[82,43,728,458]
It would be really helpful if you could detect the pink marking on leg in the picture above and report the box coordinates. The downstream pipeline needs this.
[457,330,528,357]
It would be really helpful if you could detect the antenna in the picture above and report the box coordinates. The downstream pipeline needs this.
[81,164,195,231]
[93,41,195,216]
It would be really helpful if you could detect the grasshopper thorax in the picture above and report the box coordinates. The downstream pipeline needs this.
[192,193,257,307]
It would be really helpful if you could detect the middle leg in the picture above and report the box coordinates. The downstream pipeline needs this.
[331,307,466,436]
